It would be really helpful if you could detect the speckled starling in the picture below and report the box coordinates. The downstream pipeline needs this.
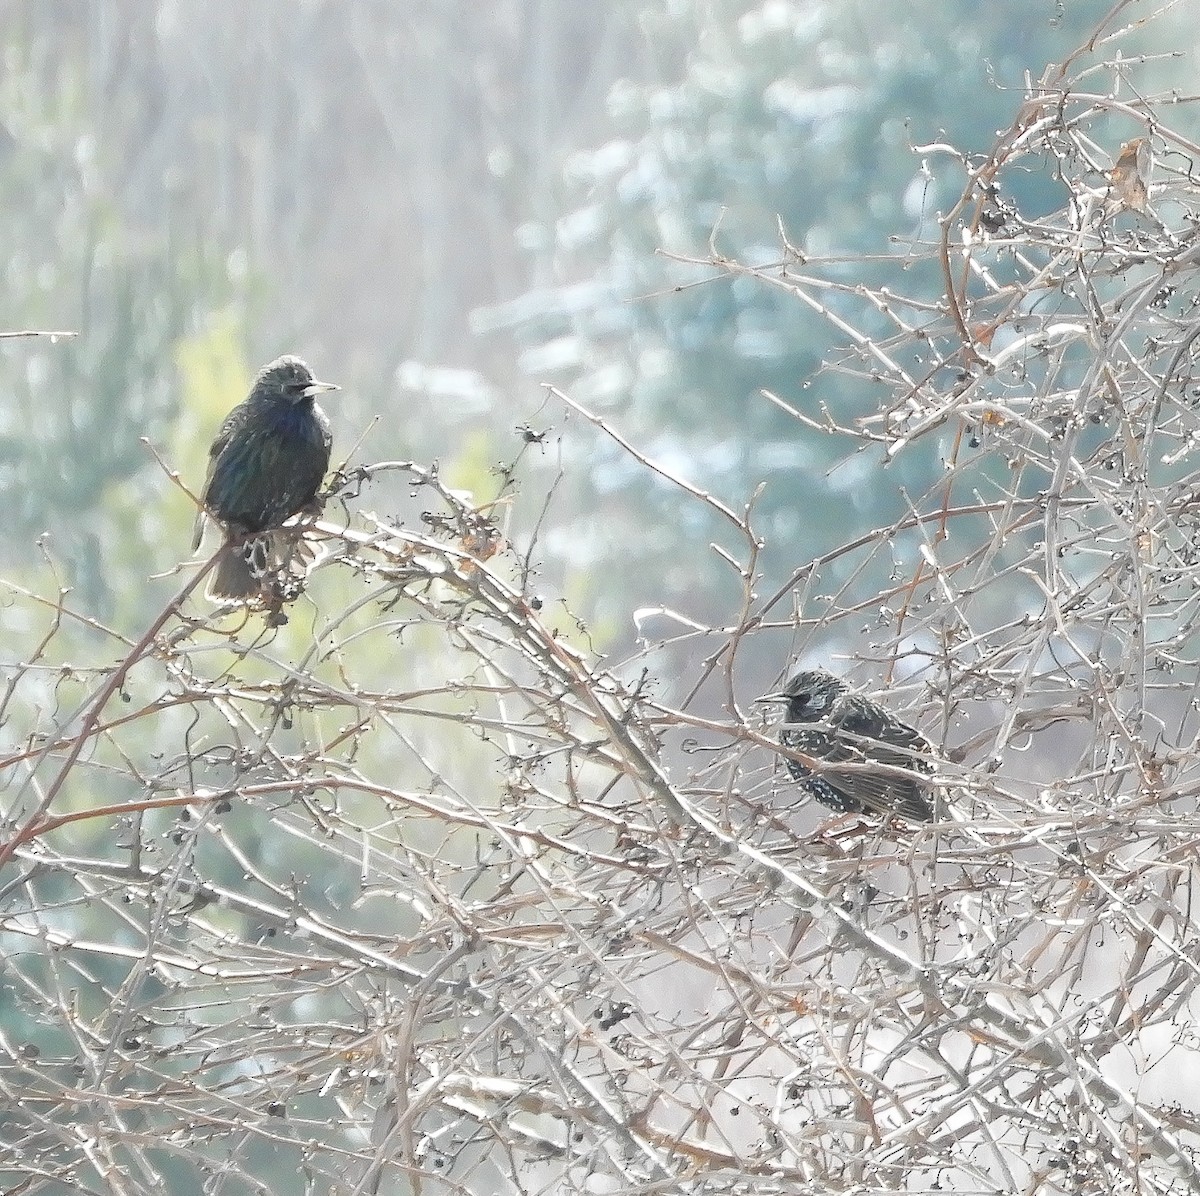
[757,669,935,821]
[193,355,337,602]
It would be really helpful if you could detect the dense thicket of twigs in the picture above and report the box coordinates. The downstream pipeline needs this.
[8,13,1200,1196]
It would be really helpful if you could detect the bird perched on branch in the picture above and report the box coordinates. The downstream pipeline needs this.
[756,668,935,821]
[193,355,338,602]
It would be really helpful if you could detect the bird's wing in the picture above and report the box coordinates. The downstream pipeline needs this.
[822,694,934,819]
[189,405,234,547]
[831,695,931,763]
[191,407,244,549]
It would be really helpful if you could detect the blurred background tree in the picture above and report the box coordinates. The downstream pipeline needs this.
[482,0,1108,629]
[0,1,653,610]
[0,0,1124,633]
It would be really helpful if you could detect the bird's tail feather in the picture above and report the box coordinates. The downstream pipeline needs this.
[205,531,319,604]
[206,541,260,602]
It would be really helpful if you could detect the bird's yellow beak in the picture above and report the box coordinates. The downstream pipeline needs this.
[303,379,340,398]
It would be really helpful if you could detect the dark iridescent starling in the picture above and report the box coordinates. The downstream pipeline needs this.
[757,669,935,821]
[193,355,338,602]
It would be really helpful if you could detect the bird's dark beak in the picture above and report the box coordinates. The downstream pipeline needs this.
[755,691,788,705]
[303,379,340,398]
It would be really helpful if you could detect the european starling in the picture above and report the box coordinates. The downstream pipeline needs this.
[757,669,935,821]
[193,355,338,602]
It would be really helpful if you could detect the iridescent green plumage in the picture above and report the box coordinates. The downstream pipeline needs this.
[194,356,337,601]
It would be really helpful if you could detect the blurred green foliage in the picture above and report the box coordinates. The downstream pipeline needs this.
[488,0,1099,618]
[0,33,242,616]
